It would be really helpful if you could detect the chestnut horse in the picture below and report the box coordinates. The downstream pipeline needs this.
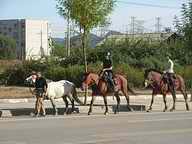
[144,69,189,112]
[82,72,135,115]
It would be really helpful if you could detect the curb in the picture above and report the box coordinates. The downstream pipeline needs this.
[0,104,145,118]
[0,94,191,104]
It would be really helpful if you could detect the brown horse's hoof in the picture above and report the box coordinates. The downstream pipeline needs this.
[170,108,175,112]
[163,107,167,112]
[88,112,92,115]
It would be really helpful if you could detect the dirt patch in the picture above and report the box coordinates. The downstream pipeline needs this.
[0,86,33,99]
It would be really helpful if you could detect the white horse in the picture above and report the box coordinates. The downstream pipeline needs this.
[25,75,83,115]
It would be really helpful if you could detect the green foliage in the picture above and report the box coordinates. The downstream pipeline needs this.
[173,2,192,64]
[0,35,16,59]
[51,43,65,57]
[56,0,116,72]
[56,0,116,31]
[45,65,84,87]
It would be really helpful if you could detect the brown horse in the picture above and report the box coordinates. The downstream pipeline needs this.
[144,69,189,112]
[82,72,135,115]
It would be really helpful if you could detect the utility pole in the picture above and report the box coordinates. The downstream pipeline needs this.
[40,29,45,58]
[130,16,136,38]
[136,20,145,34]
[155,17,162,33]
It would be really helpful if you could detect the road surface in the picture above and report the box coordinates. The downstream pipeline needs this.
[0,111,192,144]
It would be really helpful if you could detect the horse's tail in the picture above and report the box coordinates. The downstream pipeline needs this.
[127,84,137,95]
[72,85,84,105]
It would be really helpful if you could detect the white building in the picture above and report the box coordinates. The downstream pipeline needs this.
[0,19,51,60]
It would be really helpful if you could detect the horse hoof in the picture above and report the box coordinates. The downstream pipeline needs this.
[88,112,92,115]
[128,107,133,112]
[146,109,151,112]
[104,112,109,115]
[170,109,174,112]
[114,111,119,114]
[163,108,167,112]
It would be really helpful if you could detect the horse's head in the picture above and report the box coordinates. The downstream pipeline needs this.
[24,74,37,85]
[144,69,162,88]
[81,72,99,90]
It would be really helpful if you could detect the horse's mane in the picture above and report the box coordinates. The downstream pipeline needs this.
[144,69,163,78]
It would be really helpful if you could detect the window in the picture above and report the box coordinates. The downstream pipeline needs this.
[8,28,12,32]
[14,23,17,28]
[21,42,25,47]
[22,23,25,29]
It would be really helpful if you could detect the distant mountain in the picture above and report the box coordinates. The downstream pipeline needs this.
[104,30,123,38]
[52,30,123,48]
[70,33,103,48]
[53,33,103,48]
[53,38,64,45]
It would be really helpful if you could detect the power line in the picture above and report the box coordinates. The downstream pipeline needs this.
[117,1,179,9]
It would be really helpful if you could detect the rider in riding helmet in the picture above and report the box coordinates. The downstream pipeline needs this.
[102,52,115,91]
[163,54,176,96]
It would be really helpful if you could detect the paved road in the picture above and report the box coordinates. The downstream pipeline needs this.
[0,112,192,144]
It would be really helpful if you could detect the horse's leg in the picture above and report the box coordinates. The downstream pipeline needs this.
[147,93,155,112]
[163,94,168,112]
[181,89,189,111]
[190,90,192,102]
[50,97,58,115]
[122,87,133,111]
[88,95,95,115]
[62,96,69,114]
[71,99,75,113]
[170,88,176,112]
[67,94,75,113]
[114,92,120,114]
[103,95,109,115]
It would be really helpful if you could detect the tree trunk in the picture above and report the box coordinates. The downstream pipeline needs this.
[82,28,88,105]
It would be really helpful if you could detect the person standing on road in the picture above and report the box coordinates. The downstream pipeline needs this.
[34,71,47,117]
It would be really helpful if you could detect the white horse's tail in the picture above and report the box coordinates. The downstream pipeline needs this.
[72,85,83,105]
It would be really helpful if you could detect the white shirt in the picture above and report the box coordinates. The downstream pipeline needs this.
[165,58,174,73]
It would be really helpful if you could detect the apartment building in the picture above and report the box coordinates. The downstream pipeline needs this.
[0,19,51,60]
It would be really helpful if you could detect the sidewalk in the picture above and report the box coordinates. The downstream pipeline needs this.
[0,94,192,117]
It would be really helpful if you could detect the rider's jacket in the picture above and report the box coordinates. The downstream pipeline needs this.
[103,58,112,69]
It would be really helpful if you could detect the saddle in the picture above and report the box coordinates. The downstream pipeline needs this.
[101,71,118,92]
[161,73,176,91]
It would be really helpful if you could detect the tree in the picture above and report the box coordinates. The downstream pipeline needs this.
[175,2,192,64]
[181,3,192,43]
[0,35,16,59]
[56,0,116,104]
[56,0,116,72]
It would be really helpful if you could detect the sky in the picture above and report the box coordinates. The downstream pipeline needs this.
[0,0,189,38]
